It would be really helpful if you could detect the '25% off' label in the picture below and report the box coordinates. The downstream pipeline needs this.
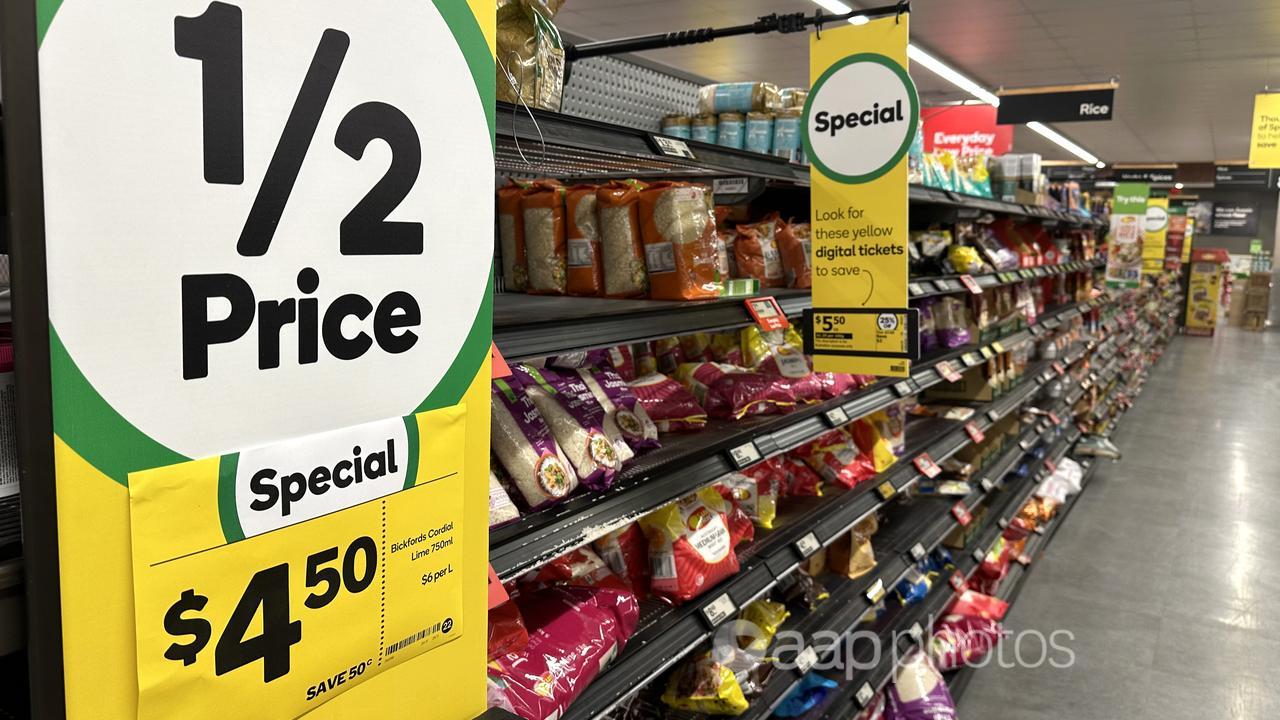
[129,408,467,720]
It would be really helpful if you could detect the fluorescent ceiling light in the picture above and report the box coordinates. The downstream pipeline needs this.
[1096,161,1106,169]
[1025,122,1100,165]
[813,0,853,13]
[905,45,1001,106]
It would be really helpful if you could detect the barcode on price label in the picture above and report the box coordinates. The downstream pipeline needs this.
[950,571,967,592]
[712,177,750,195]
[795,646,818,673]
[987,409,1001,422]
[795,533,820,558]
[937,361,962,383]
[701,593,737,627]
[965,422,985,443]
[825,407,850,426]
[972,548,986,563]
[980,477,995,492]
[998,518,1009,529]
[908,282,924,296]
[1034,525,1046,535]
[909,543,926,561]
[962,352,983,367]
[893,380,915,397]
[856,682,876,708]
[877,481,896,500]
[909,623,924,641]
[728,442,762,469]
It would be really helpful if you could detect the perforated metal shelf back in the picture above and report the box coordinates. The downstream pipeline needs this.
[561,55,699,132]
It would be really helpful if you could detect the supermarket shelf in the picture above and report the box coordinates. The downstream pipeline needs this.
[494,266,1102,362]
[552,326,1106,720]
[497,102,1107,227]
[907,259,1102,300]
[490,297,1104,582]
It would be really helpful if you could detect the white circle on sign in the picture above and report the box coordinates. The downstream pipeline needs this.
[39,0,492,458]
[877,313,900,332]
[803,53,918,183]
[1145,205,1169,233]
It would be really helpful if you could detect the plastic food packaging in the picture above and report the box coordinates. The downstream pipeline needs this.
[772,107,803,162]
[593,523,651,600]
[851,418,899,473]
[514,365,628,491]
[491,378,579,508]
[639,182,721,300]
[741,326,811,378]
[640,487,751,604]
[635,343,658,376]
[740,599,790,651]
[947,589,1009,621]
[933,295,972,349]
[497,179,532,291]
[930,614,1005,671]
[894,567,933,606]
[565,185,604,296]
[917,297,938,354]
[692,114,719,144]
[661,114,692,138]
[522,180,568,294]
[775,674,839,718]
[778,221,811,288]
[745,111,774,154]
[487,599,529,661]
[661,652,749,715]
[598,180,649,298]
[718,113,745,149]
[697,82,783,114]
[487,584,639,720]
[734,216,786,287]
[884,651,957,720]
[798,429,876,489]
[524,546,621,590]
[680,333,716,363]
[495,0,566,111]
[629,372,708,432]
[578,366,661,451]
[654,337,686,375]
[828,515,879,578]
[780,87,808,108]
[780,456,824,497]
[717,471,779,530]
[947,244,985,275]
[675,362,797,419]
[606,344,637,381]
[871,404,907,458]
[488,465,521,528]
[710,331,746,366]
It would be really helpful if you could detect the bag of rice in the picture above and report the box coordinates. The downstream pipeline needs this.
[796,429,877,489]
[598,180,649,297]
[884,651,958,720]
[640,486,751,604]
[522,179,567,294]
[496,179,532,291]
[635,342,658,377]
[606,344,637,381]
[495,0,566,111]
[565,184,604,296]
[741,326,811,377]
[734,216,785,287]
[629,372,707,432]
[709,331,745,366]
[778,221,811,288]
[489,463,521,527]
[679,333,715,363]
[638,182,721,300]
[696,81,782,114]
[490,378,578,508]
[653,336,685,375]
[577,366,661,451]
[593,523,651,600]
[716,471,779,530]
[780,455,824,497]
[675,362,797,420]
[513,365,629,491]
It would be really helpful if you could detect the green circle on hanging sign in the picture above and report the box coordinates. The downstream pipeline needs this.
[802,53,919,184]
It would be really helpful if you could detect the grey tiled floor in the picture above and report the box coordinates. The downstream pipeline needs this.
[956,327,1280,719]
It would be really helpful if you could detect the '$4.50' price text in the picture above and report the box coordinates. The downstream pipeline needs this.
[163,536,377,682]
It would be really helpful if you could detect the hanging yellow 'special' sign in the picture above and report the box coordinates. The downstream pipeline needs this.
[802,13,919,377]
[1249,92,1280,169]
[11,1,495,718]
[1142,196,1170,276]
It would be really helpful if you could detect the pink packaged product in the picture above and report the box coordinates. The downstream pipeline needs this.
[933,296,971,349]
[577,366,661,451]
[487,585,639,719]
[885,651,958,720]
[929,614,1004,671]
[629,372,708,432]
[675,362,797,420]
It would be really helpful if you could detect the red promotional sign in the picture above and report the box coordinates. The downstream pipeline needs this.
[922,105,1014,157]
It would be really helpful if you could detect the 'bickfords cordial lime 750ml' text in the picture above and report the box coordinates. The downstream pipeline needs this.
[811,100,905,137]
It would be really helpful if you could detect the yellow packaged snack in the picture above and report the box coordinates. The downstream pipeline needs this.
[740,599,789,652]
[661,653,749,715]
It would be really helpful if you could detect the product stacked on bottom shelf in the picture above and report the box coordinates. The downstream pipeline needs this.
[483,281,1130,719]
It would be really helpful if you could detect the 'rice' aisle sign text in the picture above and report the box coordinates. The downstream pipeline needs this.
[10,1,495,719]
[802,13,919,377]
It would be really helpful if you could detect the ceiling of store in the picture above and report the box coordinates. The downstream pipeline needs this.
[555,0,1280,164]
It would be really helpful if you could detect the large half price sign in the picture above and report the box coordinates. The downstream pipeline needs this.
[802,14,918,377]
[18,1,495,719]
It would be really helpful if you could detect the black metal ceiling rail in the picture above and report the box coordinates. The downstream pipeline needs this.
[566,2,911,61]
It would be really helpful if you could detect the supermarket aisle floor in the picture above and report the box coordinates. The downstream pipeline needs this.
[957,327,1280,719]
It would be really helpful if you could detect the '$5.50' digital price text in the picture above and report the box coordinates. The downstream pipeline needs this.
[162,536,377,682]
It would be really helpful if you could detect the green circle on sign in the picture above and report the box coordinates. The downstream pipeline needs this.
[801,53,919,184]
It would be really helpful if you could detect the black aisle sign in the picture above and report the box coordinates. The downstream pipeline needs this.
[1211,203,1260,236]
[997,85,1115,124]
[1215,166,1280,189]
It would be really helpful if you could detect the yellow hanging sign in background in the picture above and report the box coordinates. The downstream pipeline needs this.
[1249,92,1280,168]
[803,14,918,377]
[1142,196,1170,276]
